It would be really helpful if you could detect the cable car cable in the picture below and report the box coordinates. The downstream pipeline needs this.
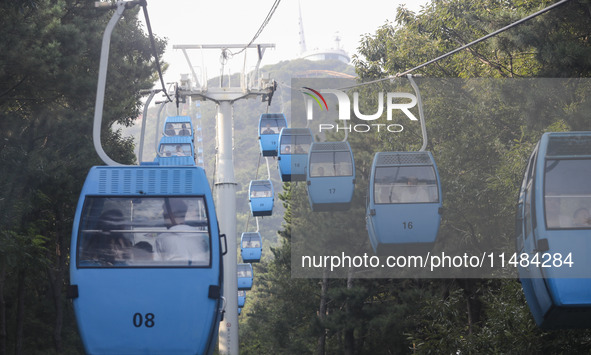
[407,74,428,151]
[338,0,573,91]
[139,1,172,103]
[244,153,263,233]
[265,157,271,180]
[138,89,161,163]
[231,0,282,56]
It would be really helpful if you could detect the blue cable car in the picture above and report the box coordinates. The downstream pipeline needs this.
[366,151,443,255]
[154,136,195,166]
[249,180,274,216]
[241,232,262,263]
[237,263,254,291]
[516,132,591,329]
[69,166,225,355]
[238,290,246,308]
[258,113,287,156]
[163,115,193,137]
[306,142,355,211]
[278,128,313,181]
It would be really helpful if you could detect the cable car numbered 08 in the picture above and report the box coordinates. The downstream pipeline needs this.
[69,166,225,355]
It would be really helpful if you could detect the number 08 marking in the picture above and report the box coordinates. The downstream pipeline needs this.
[133,313,155,328]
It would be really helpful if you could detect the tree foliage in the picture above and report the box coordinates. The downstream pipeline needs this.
[0,0,164,352]
[240,0,591,354]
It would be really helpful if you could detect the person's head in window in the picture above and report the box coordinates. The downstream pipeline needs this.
[262,124,274,134]
[165,123,176,136]
[87,209,131,265]
[132,241,154,261]
[179,124,191,136]
[163,199,188,226]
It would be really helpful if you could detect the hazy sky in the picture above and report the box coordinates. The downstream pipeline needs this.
[141,0,431,87]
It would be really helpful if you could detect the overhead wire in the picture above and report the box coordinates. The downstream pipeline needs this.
[231,0,281,56]
[140,0,173,102]
[339,0,573,91]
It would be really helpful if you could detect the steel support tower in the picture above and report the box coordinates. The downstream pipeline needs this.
[174,43,275,355]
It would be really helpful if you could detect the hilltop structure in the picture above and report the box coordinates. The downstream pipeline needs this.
[297,3,350,64]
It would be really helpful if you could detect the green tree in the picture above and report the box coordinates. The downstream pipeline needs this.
[0,0,164,352]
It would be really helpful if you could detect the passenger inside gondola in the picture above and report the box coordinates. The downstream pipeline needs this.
[165,123,176,136]
[294,143,308,154]
[179,124,191,136]
[156,199,209,265]
[398,176,430,203]
[82,209,132,266]
[132,241,154,261]
[159,143,191,157]
[250,185,272,198]
[261,124,276,134]
[375,166,438,204]
[544,158,591,229]
[376,186,394,204]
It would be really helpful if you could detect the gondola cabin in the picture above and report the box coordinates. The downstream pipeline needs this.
[278,128,313,181]
[163,115,193,138]
[154,136,195,166]
[306,142,355,211]
[249,180,274,216]
[238,290,246,308]
[237,263,254,291]
[516,131,591,329]
[69,166,224,355]
[366,151,442,255]
[241,232,262,263]
[258,113,287,156]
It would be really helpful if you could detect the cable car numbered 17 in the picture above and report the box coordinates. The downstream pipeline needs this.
[69,166,225,355]
[306,141,355,211]
[516,131,591,329]
[366,151,443,255]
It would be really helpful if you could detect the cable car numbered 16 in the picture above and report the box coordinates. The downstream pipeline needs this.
[366,151,443,255]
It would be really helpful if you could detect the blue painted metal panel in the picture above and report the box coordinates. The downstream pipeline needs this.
[306,142,355,211]
[238,290,246,308]
[237,263,253,291]
[155,136,195,166]
[70,166,222,354]
[241,232,262,263]
[518,132,591,329]
[258,113,287,157]
[249,180,274,217]
[366,151,442,255]
[278,128,313,182]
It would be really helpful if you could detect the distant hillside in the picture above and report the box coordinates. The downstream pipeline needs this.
[120,58,356,252]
